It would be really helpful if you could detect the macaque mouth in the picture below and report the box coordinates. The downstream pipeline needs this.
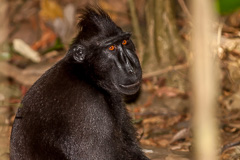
[119,81,140,89]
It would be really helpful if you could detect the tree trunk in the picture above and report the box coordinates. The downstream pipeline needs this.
[142,0,186,73]
[0,0,9,47]
[191,0,219,159]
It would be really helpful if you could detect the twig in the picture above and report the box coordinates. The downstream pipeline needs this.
[164,5,190,60]
[217,23,223,47]
[142,63,188,79]
[221,141,240,153]
[177,0,192,20]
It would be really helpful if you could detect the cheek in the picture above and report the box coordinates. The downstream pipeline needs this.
[91,56,115,79]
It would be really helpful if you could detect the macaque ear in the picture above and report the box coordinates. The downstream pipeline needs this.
[70,45,86,63]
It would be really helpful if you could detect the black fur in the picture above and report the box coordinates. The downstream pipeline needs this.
[10,7,149,160]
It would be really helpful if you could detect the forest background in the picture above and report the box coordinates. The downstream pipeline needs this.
[1,0,240,159]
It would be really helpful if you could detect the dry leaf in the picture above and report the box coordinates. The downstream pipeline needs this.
[13,39,41,63]
[165,154,189,160]
[221,146,240,160]
[228,122,240,129]
[170,142,191,152]
[224,89,240,110]
[157,139,169,147]
[39,0,63,21]
[52,4,76,43]
[140,138,158,146]
[143,116,165,125]
[156,87,184,98]
[170,128,189,144]
[31,21,56,50]
[166,115,182,127]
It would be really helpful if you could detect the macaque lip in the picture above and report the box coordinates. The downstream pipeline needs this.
[119,81,140,89]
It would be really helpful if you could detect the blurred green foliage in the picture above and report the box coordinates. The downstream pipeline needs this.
[216,0,240,14]
[42,38,64,54]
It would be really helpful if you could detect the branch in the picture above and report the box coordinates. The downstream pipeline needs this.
[177,0,192,20]
[142,63,188,79]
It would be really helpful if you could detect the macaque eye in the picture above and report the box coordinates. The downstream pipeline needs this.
[122,40,127,45]
[109,45,115,51]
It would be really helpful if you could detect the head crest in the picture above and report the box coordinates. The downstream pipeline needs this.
[74,7,122,44]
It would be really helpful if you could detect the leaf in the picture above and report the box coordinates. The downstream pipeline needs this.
[13,39,41,63]
[156,87,184,98]
[170,128,189,144]
[31,22,57,51]
[39,0,63,21]
[0,52,11,61]
[228,122,240,129]
[216,0,240,14]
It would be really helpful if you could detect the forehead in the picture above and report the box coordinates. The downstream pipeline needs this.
[97,32,131,47]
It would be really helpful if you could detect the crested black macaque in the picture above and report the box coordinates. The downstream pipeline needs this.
[10,7,150,160]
